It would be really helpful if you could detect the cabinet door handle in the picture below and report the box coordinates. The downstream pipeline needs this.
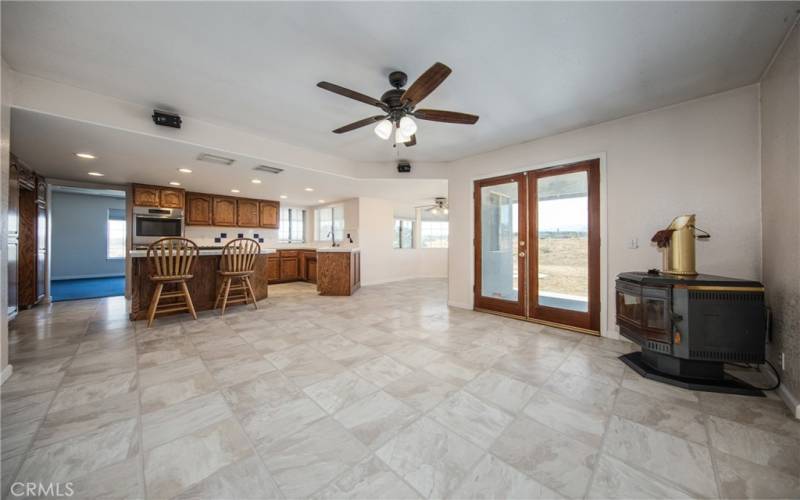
[519,252,526,258]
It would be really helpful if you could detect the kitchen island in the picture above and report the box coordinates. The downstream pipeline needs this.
[128,247,276,321]
[317,247,361,296]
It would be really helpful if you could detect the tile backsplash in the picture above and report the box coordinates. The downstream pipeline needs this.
[184,226,279,247]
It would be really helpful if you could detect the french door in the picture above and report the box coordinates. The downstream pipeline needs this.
[474,159,600,334]
[474,173,527,317]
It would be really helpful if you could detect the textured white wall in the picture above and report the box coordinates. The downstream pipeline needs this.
[761,21,800,416]
[447,85,762,337]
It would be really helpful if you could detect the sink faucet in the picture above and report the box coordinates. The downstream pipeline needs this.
[327,231,339,247]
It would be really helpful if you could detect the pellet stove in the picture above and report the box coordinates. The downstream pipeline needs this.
[617,215,768,396]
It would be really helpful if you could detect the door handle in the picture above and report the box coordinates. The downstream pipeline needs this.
[519,252,526,258]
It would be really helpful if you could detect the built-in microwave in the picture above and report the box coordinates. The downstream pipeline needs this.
[133,207,184,246]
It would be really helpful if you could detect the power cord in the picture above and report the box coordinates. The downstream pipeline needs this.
[726,360,781,391]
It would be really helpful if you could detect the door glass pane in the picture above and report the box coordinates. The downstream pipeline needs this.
[537,171,588,312]
[481,182,519,301]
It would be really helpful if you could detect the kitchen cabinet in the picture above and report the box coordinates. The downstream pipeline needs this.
[237,199,260,227]
[279,250,299,280]
[267,255,280,282]
[300,250,317,284]
[133,184,185,209]
[259,201,279,229]
[186,193,213,225]
[133,185,160,207]
[160,188,184,209]
[317,250,360,296]
[212,196,237,226]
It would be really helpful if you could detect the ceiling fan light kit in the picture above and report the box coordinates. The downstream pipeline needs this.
[318,62,479,148]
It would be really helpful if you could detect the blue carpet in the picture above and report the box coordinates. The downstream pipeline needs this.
[51,277,125,302]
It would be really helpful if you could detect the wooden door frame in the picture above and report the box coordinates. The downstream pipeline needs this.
[527,158,601,333]
[473,172,528,317]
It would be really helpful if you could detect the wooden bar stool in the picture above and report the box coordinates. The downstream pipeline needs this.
[214,238,261,316]
[146,237,199,328]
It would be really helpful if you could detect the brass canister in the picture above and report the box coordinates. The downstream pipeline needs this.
[663,214,697,276]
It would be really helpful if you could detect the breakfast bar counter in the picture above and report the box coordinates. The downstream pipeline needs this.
[128,248,276,321]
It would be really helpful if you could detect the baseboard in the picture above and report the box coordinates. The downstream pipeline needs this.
[51,274,125,281]
[1,364,13,385]
[762,364,800,419]
[362,275,447,287]
[447,300,473,310]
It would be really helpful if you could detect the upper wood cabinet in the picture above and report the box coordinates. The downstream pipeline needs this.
[212,196,237,226]
[259,201,279,229]
[186,193,213,225]
[133,185,160,207]
[160,188,184,209]
[237,199,260,227]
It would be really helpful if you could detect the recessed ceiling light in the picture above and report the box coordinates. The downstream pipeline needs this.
[177,168,192,173]
[231,189,240,193]
[279,195,288,199]
[304,187,314,192]
[87,171,104,177]
[75,153,96,159]
[251,179,262,184]
[318,199,325,203]
[169,181,181,186]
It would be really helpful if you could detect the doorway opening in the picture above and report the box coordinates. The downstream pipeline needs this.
[50,185,127,302]
[474,158,600,334]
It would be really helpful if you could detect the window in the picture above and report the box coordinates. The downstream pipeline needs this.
[279,208,305,243]
[315,205,344,241]
[107,208,126,259]
[421,220,449,248]
[393,218,414,249]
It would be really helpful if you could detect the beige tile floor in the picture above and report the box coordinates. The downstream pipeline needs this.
[2,278,799,499]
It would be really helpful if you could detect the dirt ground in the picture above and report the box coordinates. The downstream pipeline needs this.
[537,236,588,296]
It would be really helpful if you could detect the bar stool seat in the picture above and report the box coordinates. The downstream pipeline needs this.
[214,238,260,316]
[146,237,199,328]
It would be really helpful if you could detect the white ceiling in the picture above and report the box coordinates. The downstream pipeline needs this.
[3,2,797,163]
[10,109,447,206]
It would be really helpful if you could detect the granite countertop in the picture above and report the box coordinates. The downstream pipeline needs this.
[129,248,277,258]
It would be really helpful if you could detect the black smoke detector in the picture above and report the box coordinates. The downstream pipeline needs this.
[397,160,411,173]
[152,110,182,129]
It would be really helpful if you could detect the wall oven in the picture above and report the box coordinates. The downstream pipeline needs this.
[133,207,184,246]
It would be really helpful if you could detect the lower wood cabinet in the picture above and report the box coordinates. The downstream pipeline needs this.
[267,255,280,282]
[267,249,319,284]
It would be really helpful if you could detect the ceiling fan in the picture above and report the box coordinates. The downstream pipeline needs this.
[416,197,449,215]
[317,62,479,147]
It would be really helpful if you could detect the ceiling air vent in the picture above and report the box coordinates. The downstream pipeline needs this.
[253,165,284,174]
[197,153,235,165]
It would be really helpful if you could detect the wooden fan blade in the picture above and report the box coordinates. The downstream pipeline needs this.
[401,62,452,105]
[332,115,387,134]
[414,109,479,124]
[405,134,417,147]
[317,82,388,110]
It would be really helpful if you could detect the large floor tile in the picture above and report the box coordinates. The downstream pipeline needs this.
[353,356,413,387]
[613,387,707,444]
[706,414,800,475]
[139,357,217,413]
[313,455,420,500]
[604,416,717,497]
[144,418,253,499]
[429,391,513,449]
[490,415,596,499]
[241,396,326,446]
[260,417,369,498]
[376,417,484,499]
[141,391,232,450]
[172,454,282,500]
[334,390,419,449]
[464,369,537,414]
[222,369,302,413]
[523,389,609,448]
[384,371,458,412]
[449,454,564,500]
[48,370,137,413]
[304,370,380,414]
[587,455,694,499]
[714,449,800,499]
